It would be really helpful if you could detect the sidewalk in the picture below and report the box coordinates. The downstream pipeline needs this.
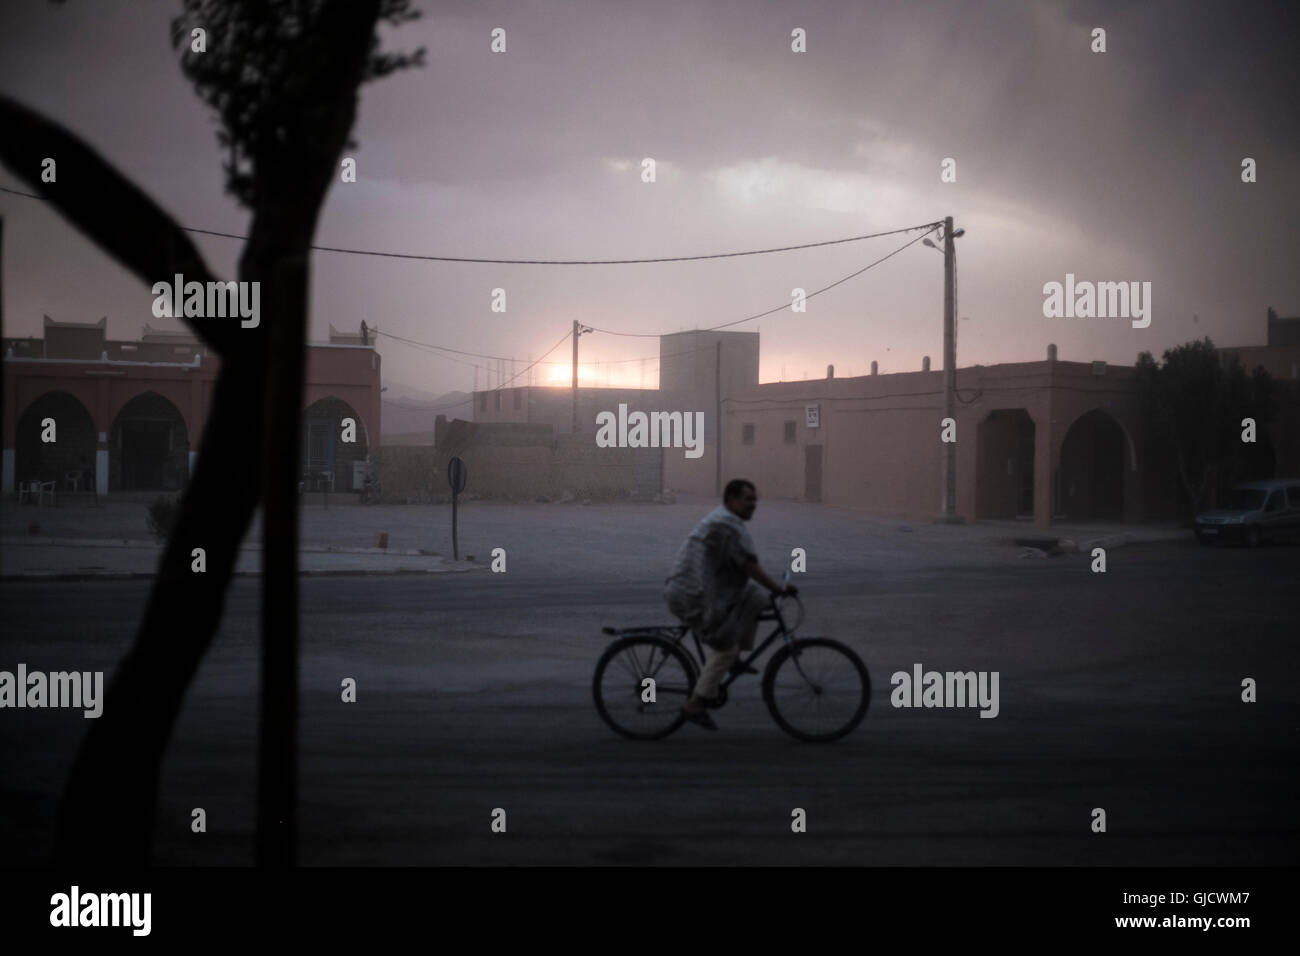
[0,537,480,580]
[0,494,1189,580]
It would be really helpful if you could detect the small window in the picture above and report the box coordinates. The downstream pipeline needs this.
[479,392,487,412]
[742,423,755,445]
[513,389,522,410]
[784,421,796,444]
[494,391,501,412]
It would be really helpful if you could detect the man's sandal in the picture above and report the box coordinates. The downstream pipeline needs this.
[680,706,718,730]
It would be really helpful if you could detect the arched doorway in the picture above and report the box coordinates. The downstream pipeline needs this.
[110,392,190,491]
[976,409,1035,519]
[16,391,97,492]
[301,397,369,492]
[1057,409,1126,520]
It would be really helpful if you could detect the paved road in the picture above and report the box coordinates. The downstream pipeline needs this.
[1,538,1296,865]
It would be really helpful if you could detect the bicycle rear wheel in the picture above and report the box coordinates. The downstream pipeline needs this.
[593,635,698,740]
[762,638,870,742]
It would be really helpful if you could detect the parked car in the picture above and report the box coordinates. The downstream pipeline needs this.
[1194,479,1300,546]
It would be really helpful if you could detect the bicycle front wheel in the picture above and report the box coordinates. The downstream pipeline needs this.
[593,636,698,740]
[762,638,870,742]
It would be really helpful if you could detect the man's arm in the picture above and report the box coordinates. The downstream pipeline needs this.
[746,558,794,595]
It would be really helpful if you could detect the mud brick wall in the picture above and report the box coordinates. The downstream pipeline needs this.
[378,420,661,502]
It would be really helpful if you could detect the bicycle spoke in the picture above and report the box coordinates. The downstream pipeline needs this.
[765,641,868,741]
[614,648,641,682]
[596,638,695,739]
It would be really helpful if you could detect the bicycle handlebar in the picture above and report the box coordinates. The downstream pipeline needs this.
[771,589,804,633]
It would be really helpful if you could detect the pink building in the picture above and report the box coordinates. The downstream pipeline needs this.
[691,338,1299,529]
[3,317,381,497]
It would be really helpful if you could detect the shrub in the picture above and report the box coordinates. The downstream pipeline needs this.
[146,494,181,543]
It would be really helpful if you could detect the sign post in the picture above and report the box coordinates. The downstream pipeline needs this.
[447,456,467,560]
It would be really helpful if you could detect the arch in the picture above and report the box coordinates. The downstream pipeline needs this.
[15,391,98,492]
[975,408,1035,519]
[302,395,370,492]
[1057,408,1127,521]
[109,391,191,491]
[104,381,198,445]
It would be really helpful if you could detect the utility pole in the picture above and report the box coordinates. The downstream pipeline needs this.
[572,319,579,434]
[939,215,960,522]
[566,327,592,434]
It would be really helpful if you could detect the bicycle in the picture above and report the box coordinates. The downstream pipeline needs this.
[592,577,870,742]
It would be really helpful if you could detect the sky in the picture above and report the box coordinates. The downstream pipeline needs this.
[1,0,1297,399]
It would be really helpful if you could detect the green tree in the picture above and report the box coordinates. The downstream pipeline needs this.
[1135,337,1279,517]
[0,0,422,865]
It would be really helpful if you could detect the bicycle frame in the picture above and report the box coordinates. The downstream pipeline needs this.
[707,599,798,690]
[608,595,801,691]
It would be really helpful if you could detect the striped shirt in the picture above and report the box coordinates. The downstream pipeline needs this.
[663,504,758,631]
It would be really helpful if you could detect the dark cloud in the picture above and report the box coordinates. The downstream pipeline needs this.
[2,0,1296,393]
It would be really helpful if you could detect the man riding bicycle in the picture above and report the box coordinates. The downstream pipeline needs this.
[663,479,796,730]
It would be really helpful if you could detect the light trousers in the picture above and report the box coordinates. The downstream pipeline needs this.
[693,584,766,699]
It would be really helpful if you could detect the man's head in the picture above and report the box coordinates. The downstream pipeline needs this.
[723,478,757,520]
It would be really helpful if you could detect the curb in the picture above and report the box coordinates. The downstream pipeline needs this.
[2,565,481,582]
[0,536,435,557]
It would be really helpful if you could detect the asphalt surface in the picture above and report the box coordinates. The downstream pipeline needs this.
[3,531,1297,866]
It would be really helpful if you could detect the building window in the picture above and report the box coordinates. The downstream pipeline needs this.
[479,392,487,412]
[494,391,501,412]
[784,420,796,444]
[513,389,522,410]
[743,423,755,445]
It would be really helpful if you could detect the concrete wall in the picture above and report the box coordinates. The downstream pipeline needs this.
[1220,344,1300,383]
[472,385,670,435]
[376,418,661,502]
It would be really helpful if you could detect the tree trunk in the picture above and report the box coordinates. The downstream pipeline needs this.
[29,0,386,865]
[256,249,309,866]
[55,340,268,864]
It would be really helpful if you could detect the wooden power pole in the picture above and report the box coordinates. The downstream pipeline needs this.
[570,321,591,434]
[940,215,959,522]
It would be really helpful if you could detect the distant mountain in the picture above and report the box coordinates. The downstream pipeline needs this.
[381,383,471,440]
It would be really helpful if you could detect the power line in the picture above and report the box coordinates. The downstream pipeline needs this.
[374,226,942,381]
[373,328,511,362]
[492,328,573,390]
[375,333,483,371]
[0,186,940,265]
[588,225,941,338]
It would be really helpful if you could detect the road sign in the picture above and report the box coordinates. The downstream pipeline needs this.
[447,457,467,560]
[448,456,467,495]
